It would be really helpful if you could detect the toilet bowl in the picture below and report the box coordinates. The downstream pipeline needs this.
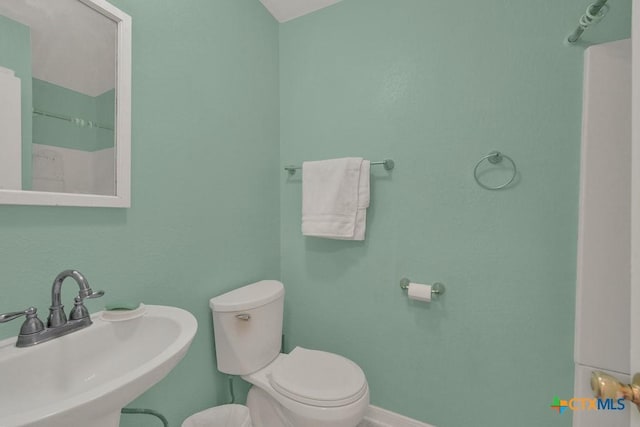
[209,280,369,427]
[244,347,369,427]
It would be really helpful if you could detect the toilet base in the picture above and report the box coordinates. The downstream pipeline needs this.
[246,386,368,427]
[182,404,252,427]
[247,387,293,427]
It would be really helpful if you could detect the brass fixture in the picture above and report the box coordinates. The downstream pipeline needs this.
[591,371,640,410]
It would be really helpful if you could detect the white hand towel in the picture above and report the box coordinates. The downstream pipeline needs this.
[302,157,370,240]
[352,159,370,240]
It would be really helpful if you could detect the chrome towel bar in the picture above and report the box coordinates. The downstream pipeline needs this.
[284,159,395,175]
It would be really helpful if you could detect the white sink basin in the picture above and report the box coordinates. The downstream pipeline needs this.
[0,304,197,427]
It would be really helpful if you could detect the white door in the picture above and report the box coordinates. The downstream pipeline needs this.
[630,0,640,425]
[575,4,638,426]
[574,37,631,427]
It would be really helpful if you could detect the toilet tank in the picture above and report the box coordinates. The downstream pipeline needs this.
[210,280,284,375]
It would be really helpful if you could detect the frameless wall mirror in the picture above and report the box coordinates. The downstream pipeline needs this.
[0,0,131,207]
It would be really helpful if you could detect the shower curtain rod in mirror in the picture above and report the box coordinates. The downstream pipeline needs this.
[32,108,114,131]
[567,0,610,44]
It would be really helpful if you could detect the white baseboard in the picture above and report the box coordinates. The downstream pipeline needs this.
[359,405,435,427]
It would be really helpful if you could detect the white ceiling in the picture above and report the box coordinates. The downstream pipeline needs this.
[0,0,116,97]
[259,0,342,23]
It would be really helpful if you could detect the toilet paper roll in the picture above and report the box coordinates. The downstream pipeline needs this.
[408,283,432,302]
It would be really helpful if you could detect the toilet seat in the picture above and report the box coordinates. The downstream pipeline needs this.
[269,347,367,407]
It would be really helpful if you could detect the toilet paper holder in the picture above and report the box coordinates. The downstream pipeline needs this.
[399,278,445,297]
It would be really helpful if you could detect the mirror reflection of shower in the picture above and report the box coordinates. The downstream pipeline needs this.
[31,86,115,195]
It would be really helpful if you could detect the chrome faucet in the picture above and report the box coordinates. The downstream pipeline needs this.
[0,270,104,347]
[48,270,104,327]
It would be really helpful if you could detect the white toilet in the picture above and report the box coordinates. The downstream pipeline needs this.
[209,280,369,427]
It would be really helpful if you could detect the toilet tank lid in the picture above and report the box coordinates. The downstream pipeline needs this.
[210,280,284,312]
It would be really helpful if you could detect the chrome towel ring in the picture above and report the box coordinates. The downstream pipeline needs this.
[473,151,517,190]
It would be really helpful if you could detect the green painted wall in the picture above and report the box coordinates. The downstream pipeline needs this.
[0,15,32,189]
[0,1,279,426]
[32,78,115,152]
[279,1,631,427]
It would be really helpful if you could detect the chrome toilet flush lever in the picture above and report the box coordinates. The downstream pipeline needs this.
[0,270,104,347]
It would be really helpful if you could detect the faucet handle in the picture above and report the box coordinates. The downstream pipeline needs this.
[69,297,90,320]
[79,289,105,300]
[85,290,105,299]
[20,308,45,335]
[0,307,36,323]
[0,307,45,335]
[70,289,103,321]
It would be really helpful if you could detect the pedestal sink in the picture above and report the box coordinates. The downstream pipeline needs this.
[0,305,197,427]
